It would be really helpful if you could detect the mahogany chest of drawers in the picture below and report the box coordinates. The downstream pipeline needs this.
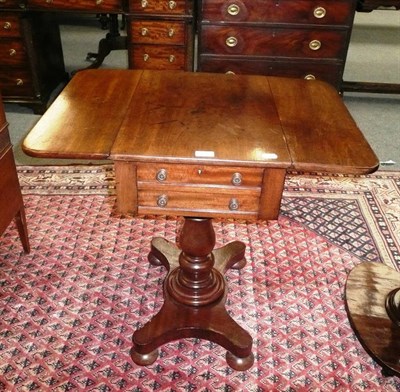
[0,92,29,252]
[197,0,357,89]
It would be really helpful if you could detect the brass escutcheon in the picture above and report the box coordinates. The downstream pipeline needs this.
[9,48,16,56]
[141,0,148,8]
[143,53,150,61]
[3,22,11,30]
[313,6,326,18]
[227,3,240,15]
[16,78,23,86]
[309,39,321,51]
[168,28,175,37]
[96,0,103,4]
[141,27,149,36]
[168,0,177,9]
[226,36,238,47]
[168,55,175,63]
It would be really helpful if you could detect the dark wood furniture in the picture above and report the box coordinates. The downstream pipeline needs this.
[0,92,29,253]
[346,263,400,377]
[22,69,378,370]
[197,0,358,91]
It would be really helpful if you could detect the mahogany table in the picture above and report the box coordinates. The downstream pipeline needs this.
[23,69,378,370]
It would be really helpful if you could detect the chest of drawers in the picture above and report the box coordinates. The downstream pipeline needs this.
[197,0,357,89]
[0,6,66,113]
[127,0,194,71]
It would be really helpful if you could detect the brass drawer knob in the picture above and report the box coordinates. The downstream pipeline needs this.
[3,22,11,30]
[226,71,236,74]
[226,36,238,48]
[156,168,167,182]
[227,3,240,15]
[46,0,53,3]
[231,172,242,186]
[229,198,239,211]
[9,48,16,56]
[16,78,23,86]
[309,39,321,51]
[168,28,175,37]
[157,194,168,208]
[140,27,149,36]
[96,0,103,4]
[168,55,175,63]
[168,0,177,9]
[313,6,326,19]
[143,53,150,61]
[141,0,148,8]
[304,74,316,80]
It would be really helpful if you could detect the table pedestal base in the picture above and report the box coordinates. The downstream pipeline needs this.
[130,217,254,371]
[345,263,400,377]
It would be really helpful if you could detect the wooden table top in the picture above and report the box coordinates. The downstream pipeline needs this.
[23,69,379,174]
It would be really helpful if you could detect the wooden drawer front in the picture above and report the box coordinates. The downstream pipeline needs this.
[137,163,263,187]
[0,68,34,97]
[27,0,122,11]
[0,39,26,65]
[199,56,343,88]
[130,20,186,45]
[0,1,23,8]
[200,26,347,58]
[129,45,186,69]
[0,14,21,38]
[201,0,353,25]
[137,186,260,218]
[129,0,188,15]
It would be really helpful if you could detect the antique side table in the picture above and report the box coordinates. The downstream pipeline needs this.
[23,69,378,370]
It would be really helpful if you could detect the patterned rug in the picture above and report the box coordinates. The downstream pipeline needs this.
[0,165,399,391]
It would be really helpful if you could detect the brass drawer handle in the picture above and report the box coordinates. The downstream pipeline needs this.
[313,6,326,18]
[157,194,168,208]
[156,168,167,182]
[304,74,316,80]
[168,55,175,63]
[16,78,23,86]
[141,0,148,8]
[168,0,177,9]
[9,48,16,56]
[227,3,240,15]
[140,27,149,36]
[226,36,238,47]
[143,53,150,61]
[168,28,175,37]
[3,22,11,30]
[309,39,321,51]
[229,198,239,211]
[231,172,242,186]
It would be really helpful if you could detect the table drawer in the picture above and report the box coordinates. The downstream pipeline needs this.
[130,20,186,45]
[0,68,34,97]
[200,26,347,59]
[198,56,343,87]
[137,185,260,217]
[137,163,263,187]
[201,0,353,25]
[129,44,186,70]
[0,14,21,38]
[27,0,122,11]
[129,0,189,15]
[0,39,27,65]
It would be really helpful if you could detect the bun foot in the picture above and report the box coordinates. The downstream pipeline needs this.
[226,351,254,371]
[130,347,158,366]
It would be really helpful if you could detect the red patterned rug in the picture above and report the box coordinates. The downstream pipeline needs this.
[0,166,399,391]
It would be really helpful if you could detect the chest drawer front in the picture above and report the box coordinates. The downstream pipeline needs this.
[129,0,188,15]
[137,163,263,187]
[130,20,186,44]
[0,14,21,38]
[202,0,353,25]
[199,56,343,87]
[137,186,260,218]
[27,0,122,11]
[130,45,186,70]
[0,39,27,65]
[201,26,347,58]
[0,68,34,97]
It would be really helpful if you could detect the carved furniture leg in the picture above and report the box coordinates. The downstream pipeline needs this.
[130,217,254,371]
[15,208,30,253]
